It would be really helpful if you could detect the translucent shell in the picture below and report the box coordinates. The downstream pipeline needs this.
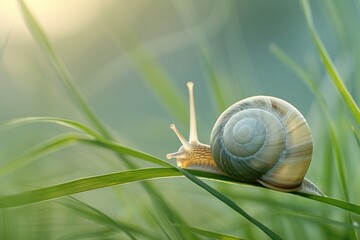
[210,96,313,191]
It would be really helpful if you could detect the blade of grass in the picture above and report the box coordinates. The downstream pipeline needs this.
[79,138,172,168]
[1,117,102,139]
[0,132,172,176]
[269,44,324,105]
[278,210,360,230]
[0,133,79,176]
[300,0,360,126]
[18,0,111,138]
[146,199,190,240]
[0,168,181,208]
[125,44,188,125]
[59,197,159,240]
[63,200,136,240]
[179,169,283,240]
[0,167,359,215]
[297,193,360,215]
[352,126,360,147]
[202,50,227,112]
[328,123,350,200]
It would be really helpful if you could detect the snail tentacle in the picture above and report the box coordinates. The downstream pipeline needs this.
[187,82,199,144]
[166,82,224,174]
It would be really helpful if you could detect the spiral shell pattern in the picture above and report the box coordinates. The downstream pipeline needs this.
[210,96,312,190]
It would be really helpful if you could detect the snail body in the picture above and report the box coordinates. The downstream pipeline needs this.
[167,82,323,196]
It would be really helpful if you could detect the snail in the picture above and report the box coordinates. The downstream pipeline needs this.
[167,82,323,196]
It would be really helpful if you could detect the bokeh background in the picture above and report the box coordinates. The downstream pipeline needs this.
[0,0,359,239]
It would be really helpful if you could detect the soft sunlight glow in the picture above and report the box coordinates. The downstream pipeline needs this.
[0,0,103,39]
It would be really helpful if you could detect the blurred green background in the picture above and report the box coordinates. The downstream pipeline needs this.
[0,0,359,239]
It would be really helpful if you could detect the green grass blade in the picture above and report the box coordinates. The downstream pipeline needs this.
[269,44,322,101]
[149,212,173,239]
[353,126,360,147]
[202,50,227,113]
[298,193,360,215]
[0,132,171,175]
[300,0,360,126]
[0,168,182,208]
[18,0,111,138]
[0,166,359,216]
[144,189,195,240]
[126,44,188,125]
[328,123,350,200]
[60,198,136,240]
[179,169,283,240]
[59,197,158,240]
[278,210,360,230]
[177,225,245,240]
[0,134,78,176]
[0,117,102,139]
[79,138,172,167]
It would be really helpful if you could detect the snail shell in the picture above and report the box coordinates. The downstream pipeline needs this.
[210,96,312,191]
[167,82,322,195]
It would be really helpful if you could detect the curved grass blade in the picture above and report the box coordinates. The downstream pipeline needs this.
[0,168,182,208]
[18,0,111,138]
[300,0,360,126]
[278,210,360,230]
[0,133,172,175]
[147,201,189,240]
[0,166,359,215]
[269,44,323,103]
[297,192,360,215]
[0,117,102,139]
[0,133,79,176]
[79,138,172,168]
[352,126,360,147]
[59,197,159,240]
[202,50,227,113]
[179,169,283,240]
[328,123,350,200]
[125,44,188,125]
